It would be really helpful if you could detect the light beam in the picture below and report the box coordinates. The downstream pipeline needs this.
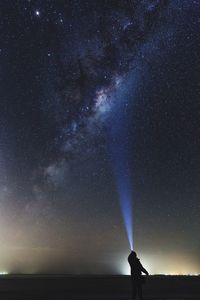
[108,85,134,250]
[111,141,134,250]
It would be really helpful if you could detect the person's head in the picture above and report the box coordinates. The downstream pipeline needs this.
[131,251,137,258]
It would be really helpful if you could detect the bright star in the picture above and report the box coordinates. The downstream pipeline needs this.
[35,10,40,16]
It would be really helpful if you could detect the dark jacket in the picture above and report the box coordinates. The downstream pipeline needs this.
[128,253,148,278]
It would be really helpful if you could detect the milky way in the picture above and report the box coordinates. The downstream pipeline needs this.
[0,0,199,274]
[40,0,168,187]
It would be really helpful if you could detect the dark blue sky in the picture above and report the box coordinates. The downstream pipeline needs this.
[0,0,199,274]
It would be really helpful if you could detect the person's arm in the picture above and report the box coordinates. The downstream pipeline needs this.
[139,262,149,275]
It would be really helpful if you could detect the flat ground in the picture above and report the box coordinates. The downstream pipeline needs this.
[0,275,199,299]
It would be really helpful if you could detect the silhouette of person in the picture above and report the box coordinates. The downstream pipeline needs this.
[128,251,149,300]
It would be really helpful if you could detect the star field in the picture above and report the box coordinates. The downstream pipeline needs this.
[0,0,199,274]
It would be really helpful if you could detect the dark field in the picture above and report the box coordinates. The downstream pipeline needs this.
[0,275,199,300]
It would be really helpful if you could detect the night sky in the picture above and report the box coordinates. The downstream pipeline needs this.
[0,0,199,274]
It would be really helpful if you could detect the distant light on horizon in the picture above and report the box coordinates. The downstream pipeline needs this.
[120,261,200,276]
[120,260,130,275]
[0,271,8,275]
[119,253,200,276]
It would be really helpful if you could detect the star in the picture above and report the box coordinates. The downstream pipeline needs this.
[35,10,40,16]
